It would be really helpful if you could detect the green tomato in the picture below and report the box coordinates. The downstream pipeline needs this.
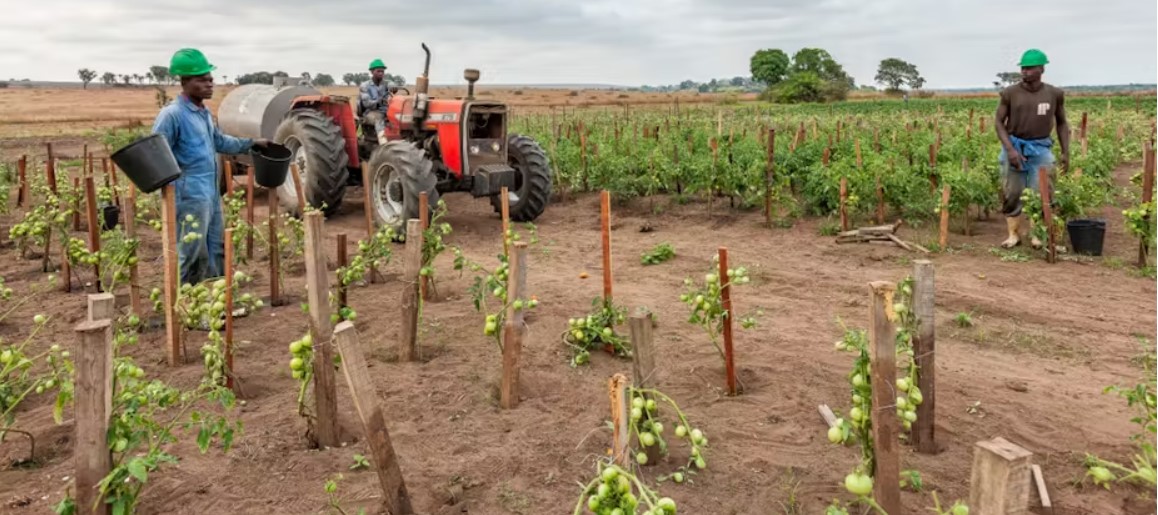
[601,466,618,483]
[844,473,873,496]
[827,425,843,443]
[849,407,864,422]
[950,504,969,515]
[631,407,643,421]
[896,378,910,392]
[657,497,677,514]
[645,399,657,412]
[632,397,645,409]
[290,341,303,354]
[33,314,47,325]
[675,425,687,438]
[694,457,706,469]
[640,432,656,447]
[616,475,630,494]
[290,357,304,371]
[671,472,684,483]
[852,374,865,387]
[601,327,613,339]
[690,428,704,443]
[635,451,648,465]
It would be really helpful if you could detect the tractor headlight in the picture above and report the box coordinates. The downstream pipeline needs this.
[469,145,480,155]
[491,142,501,152]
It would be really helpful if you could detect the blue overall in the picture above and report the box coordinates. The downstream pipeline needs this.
[152,94,253,286]
[999,135,1054,217]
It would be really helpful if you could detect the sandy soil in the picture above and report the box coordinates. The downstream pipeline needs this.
[0,156,1154,514]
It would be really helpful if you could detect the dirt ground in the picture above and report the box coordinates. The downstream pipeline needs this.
[0,152,1154,514]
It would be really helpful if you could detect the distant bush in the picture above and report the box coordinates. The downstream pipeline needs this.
[568,90,579,97]
[914,89,936,99]
[513,90,523,95]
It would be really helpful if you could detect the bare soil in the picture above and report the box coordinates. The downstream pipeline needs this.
[0,157,1154,514]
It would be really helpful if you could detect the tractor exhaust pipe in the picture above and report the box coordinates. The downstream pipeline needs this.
[412,43,432,134]
[464,68,480,101]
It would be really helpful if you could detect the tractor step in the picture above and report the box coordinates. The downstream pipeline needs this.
[471,164,516,197]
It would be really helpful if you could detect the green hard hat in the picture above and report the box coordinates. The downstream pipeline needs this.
[169,48,216,77]
[368,58,387,71]
[1018,49,1049,68]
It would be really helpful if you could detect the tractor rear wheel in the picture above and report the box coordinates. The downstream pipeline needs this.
[367,141,438,234]
[493,134,552,221]
[274,108,349,217]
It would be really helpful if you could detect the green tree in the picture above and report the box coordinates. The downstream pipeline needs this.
[313,73,335,87]
[875,58,924,93]
[77,68,96,89]
[101,72,116,86]
[774,72,823,103]
[750,48,790,85]
[993,71,1020,89]
[149,65,169,85]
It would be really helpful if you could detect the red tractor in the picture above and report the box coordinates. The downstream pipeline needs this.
[218,43,552,232]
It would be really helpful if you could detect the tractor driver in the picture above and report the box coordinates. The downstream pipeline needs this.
[361,59,392,143]
[152,48,269,286]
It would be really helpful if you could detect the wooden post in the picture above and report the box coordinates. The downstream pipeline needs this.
[969,437,1032,515]
[303,211,340,447]
[938,183,951,250]
[336,233,348,308]
[764,128,775,227]
[245,168,255,260]
[360,162,378,283]
[84,177,101,292]
[822,147,830,166]
[875,174,885,224]
[74,317,113,515]
[911,260,937,454]
[500,242,528,409]
[1031,465,1051,509]
[399,219,422,362]
[72,176,82,232]
[868,281,901,515]
[418,192,429,300]
[600,190,613,301]
[500,186,511,257]
[268,187,281,306]
[718,247,737,396]
[855,139,862,168]
[224,228,235,390]
[609,373,630,467]
[333,322,414,514]
[289,163,307,214]
[1139,146,1155,267]
[46,144,57,195]
[160,184,181,366]
[86,292,115,323]
[16,155,27,208]
[629,311,660,464]
[839,177,849,232]
[117,183,138,313]
[1038,171,1056,263]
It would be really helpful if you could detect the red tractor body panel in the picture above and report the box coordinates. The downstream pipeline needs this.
[291,96,361,169]
[386,97,466,177]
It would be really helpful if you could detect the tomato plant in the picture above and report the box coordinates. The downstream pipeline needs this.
[564,297,628,366]
[1083,358,1156,488]
[679,258,756,363]
[573,463,676,515]
[627,387,709,475]
[455,223,540,351]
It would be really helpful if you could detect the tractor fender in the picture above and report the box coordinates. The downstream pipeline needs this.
[217,83,321,165]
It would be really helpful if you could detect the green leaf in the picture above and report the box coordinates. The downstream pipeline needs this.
[196,427,211,452]
[127,458,148,483]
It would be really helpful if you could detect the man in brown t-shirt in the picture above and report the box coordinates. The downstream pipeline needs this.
[994,48,1070,248]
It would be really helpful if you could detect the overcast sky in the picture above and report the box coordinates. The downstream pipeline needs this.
[1,0,1154,89]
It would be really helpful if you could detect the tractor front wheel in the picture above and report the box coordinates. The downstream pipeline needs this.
[274,109,349,217]
[493,134,552,221]
[367,141,438,234]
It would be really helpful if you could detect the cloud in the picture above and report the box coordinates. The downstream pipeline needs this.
[0,0,1153,88]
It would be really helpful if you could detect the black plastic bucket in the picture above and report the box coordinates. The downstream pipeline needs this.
[1066,219,1106,256]
[110,134,182,194]
[251,143,291,188]
[101,204,120,231]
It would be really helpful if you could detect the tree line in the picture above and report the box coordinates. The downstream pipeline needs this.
[74,66,406,89]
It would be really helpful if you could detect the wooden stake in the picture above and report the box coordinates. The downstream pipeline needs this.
[224,228,235,390]
[418,192,429,300]
[268,188,281,306]
[74,317,113,515]
[855,139,862,168]
[333,322,415,514]
[399,219,423,362]
[839,177,849,232]
[336,233,348,308]
[160,184,181,366]
[73,176,82,232]
[822,147,830,166]
[1038,171,1056,263]
[600,190,613,301]
[629,310,660,464]
[84,177,101,292]
[16,155,27,208]
[609,373,630,467]
[911,260,937,454]
[360,162,379,283]
[86,292,115,322]
[245,168,255,260]
[938,183,950,250]
[1139,146,1155,267]
[1031,464,1051,509]
[718,247,737,396]
[289,163,307,215]
[46,144,57,194]
[764,128,775,227]
[303,211,340,448]
[501,242,528,409]
[868,281,901,515]
[875,174,885,225]
[969,437,1032,514]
